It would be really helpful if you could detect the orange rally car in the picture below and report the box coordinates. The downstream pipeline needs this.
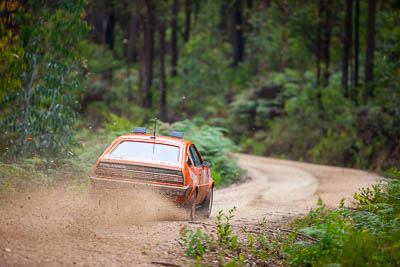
[90,127,214,220]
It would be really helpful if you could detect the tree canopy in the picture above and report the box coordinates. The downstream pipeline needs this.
[1,0,399,170]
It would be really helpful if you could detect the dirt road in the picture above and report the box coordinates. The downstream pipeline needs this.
[0,154,377,266]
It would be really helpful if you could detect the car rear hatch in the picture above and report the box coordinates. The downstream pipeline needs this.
[94,161,184,185]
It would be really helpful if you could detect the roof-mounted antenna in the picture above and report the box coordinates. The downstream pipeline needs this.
[152,117,157,155]
[151,117,157,139]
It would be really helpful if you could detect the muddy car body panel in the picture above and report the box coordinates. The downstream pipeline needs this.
[90,132,214,206]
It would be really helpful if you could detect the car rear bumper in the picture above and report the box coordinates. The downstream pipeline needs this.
[90,176,190,197]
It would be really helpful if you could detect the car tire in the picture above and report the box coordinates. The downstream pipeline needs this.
[187,189,197,221]
[199,186,213,218]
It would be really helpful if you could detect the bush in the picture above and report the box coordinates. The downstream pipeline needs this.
[0,1,88,160]
[179,228,210,259]
[283,169,400,266]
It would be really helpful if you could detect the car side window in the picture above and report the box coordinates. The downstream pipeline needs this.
[187,156,193,167]
[189,145,202,167]
[188,146,196,166]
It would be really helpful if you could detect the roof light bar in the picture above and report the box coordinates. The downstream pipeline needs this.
[170,131,184,139]
[133,127,147,134]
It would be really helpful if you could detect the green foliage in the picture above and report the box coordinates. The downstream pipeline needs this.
[178,207,277,265]
[216,207,238,247]
[283,170,400,266]
[1,0,89,160]
[179,207,240,262]
[284,199,352,266]
[103,113,133,132]
[224,1,400,171]
[78,40,117,75]
[179,228,210,259]
[231,67,399,169]
[169,32,233,119]
[67,126,126,176]
[0,0,25,101]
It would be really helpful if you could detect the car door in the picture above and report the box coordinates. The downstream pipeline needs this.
[189,145,209,201]
[188,145,203,198]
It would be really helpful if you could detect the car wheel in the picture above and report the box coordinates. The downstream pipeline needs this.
[199,186,213,218]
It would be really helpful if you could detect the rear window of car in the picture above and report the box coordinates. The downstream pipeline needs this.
[106,141,180,165]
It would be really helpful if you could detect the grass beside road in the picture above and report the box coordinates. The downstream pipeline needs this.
[0,127,117,196]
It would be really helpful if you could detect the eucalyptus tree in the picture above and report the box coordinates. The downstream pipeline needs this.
[1,0,88,159]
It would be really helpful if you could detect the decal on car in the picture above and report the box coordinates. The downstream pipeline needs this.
[189,168,198,184]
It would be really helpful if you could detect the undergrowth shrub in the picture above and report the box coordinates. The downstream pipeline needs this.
[216,207,238,246]
[179,207,242,262]
[178,207,276,265]
[179,228,210,259]
[284,169,400,266]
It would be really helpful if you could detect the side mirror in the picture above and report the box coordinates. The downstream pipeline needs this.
[202,161,212,168]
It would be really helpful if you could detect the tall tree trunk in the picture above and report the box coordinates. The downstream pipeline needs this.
[232,0,245,66]
[316,1,322,86]
[342,0,353,98]
[159,25,167,121]
[171,0,178,77]
[101,3,115,81]
[322,6,332,87]
[364,0,376,102]
[219,1,228,34]
[143,1,155,108]
[353,0,360,104]
[127,6,138,63]
[127,5,138,102]
[184,0,191,43]
[126,58,133,102]
[138,19,144,101]
[316,0,325,120]
[104,7,115,50]
[247,0,253,9]
[279,0,287,72]
[193,0,201,24]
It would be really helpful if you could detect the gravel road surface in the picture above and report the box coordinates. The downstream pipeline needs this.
[0,154,378,266]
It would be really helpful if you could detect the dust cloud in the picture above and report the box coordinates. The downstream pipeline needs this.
[0,186,187,241]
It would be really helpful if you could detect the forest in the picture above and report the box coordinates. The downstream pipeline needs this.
[1,1,400,266]
[1,0,400,182]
